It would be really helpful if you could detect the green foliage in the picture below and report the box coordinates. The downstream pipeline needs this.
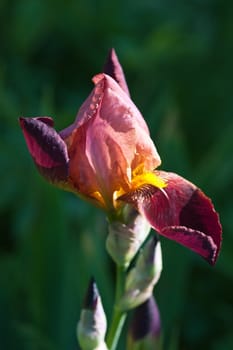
[1,0,233,349]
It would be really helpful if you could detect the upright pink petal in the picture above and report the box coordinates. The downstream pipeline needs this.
[67,119,106,207]
[67,74,161,208]
[103,48,130,96]
[60,48,130,142]
[120,172,222,265]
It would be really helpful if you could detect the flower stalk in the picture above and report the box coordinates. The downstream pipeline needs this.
[106,266,127,350]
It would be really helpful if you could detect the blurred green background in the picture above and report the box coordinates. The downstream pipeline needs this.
[1,0,233,349]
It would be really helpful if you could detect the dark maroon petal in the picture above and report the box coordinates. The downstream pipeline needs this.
[129,296,161,341]
[103,48,130,96]
[160,227,218,264]
[36,116,54,127]
[120,172,222,265]
[19,117,69,183]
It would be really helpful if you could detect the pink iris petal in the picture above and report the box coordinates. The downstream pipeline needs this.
[103,48,130,97]
[67,73,161,207]
[19,117,69,183]
[61,46,131,143]
[67,119,104,205]
[120,171,222,265]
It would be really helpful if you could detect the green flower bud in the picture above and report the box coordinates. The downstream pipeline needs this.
[106,206,151,268]
[117,236,162,311]
[77,278,108,350]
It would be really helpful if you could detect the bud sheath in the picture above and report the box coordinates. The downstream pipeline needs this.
[77,278,107,350]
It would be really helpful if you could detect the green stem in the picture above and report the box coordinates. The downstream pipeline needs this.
[106,266,127,350]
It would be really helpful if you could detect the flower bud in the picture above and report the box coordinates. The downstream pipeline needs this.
[127,296,162,350]
[106,205,151,268]
[77,278,108,350]
[117,236,162,311]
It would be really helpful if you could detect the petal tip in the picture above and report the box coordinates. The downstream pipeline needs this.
[83,277,99,310]
[103,48,130,96]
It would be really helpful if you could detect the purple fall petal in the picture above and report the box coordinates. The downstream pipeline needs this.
[103,48,130,96]
[120,172,222,265]
[129,296,161,341]
[36,116,54,127]
[19,117,69,183]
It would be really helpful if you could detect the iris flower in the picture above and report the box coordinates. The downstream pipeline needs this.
[19,49,222,265]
